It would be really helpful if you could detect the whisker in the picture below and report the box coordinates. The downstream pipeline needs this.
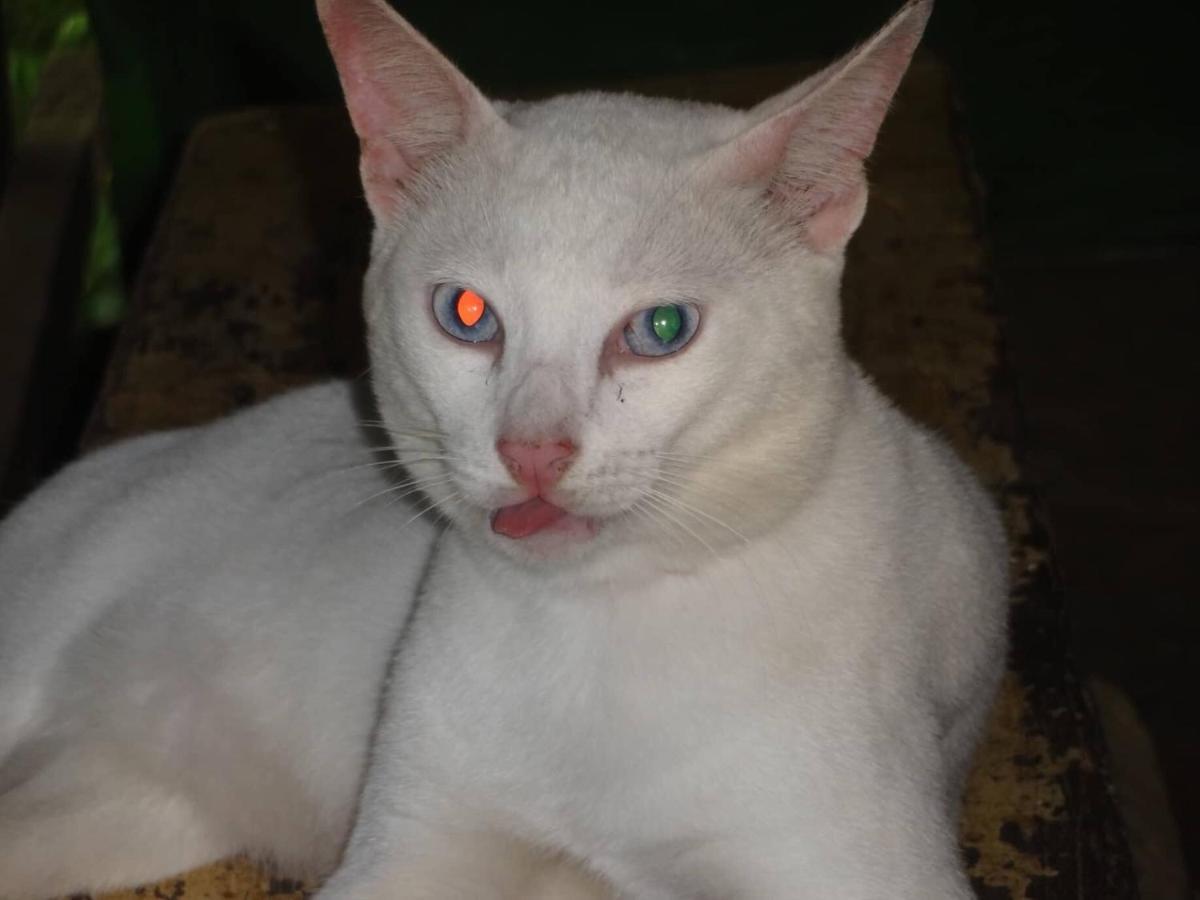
[630,498,677,545]
[431,491,464,518]
[376,482,461,520]
[655,461,808,499]
[377,450,462,463]
[333,455,458,476]
[357,419,446,438]
[639,493,717,557]
[638,483,776,603]
[648,492,777,601]
[629,499,689,552]
[652,450,723,464]
[342,473,456,517]
[650,472,751,516]
[379,453,463,466]
[652,458,711,479]
[402,491,459,529]
[643,486,750,545]
[307,435,443,448]
[378,470,459,490]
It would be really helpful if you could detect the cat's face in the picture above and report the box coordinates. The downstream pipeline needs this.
[364,98,846,567]
[318,0,929,571]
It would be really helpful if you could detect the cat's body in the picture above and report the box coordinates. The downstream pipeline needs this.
[0,383,437,894]
[0,0,1007,897]
[336,368,1003,900]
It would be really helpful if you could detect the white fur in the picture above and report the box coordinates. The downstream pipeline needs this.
[0,383,437,895]
[0,0,1005,897]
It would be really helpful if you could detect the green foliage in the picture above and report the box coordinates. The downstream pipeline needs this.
[82,180,126,328]
[3,0,125,329]
[3,0,90,133]
[54,10,89,47]
[2,0,84,48]
[6,47,39,132]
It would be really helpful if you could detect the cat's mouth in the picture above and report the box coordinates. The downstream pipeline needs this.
[491,497,596,541]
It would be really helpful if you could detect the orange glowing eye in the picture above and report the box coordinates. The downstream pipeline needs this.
[456,290,486,327]
[433,284,499,343]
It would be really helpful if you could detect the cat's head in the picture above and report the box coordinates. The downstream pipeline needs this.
[318,0,929,574]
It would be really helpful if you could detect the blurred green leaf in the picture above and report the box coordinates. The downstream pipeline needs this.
[83,285,126,328]
[3,0,126,330]
[4,0,90,133]
[7,48,43,131]
[54,11,90,47]
[82,181,128,329]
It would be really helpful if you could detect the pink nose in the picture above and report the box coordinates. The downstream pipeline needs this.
[497,437,577,493]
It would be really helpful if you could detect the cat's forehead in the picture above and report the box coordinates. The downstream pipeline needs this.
[501,92,742,160]
[492,91,745,211]
[410,92,768,298]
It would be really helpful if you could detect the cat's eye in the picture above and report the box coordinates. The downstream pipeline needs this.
[432,284,500,343]
[622,303,699,358]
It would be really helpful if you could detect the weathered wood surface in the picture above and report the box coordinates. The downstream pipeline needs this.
[77,59,1137,899]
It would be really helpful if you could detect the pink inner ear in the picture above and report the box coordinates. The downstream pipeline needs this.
[729,113,799,186]
[318,0,502,220]
[705,0,930,252]
[360,139,417,203]
[319,0,395,137]
[721,108,869,252]
[327,26,420,193]
[804,187,868,255]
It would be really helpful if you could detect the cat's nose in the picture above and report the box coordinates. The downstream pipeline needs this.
[496,437,577,494]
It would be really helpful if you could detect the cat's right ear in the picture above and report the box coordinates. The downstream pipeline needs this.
[316,0,507,221]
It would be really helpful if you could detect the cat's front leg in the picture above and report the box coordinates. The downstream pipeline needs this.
[588,787,974,900]
[600,837,974,900]
[315,810,610,900]
[315,822,527,900]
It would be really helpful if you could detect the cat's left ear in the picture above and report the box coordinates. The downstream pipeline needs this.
[704,0,931,254]
[317,0,508,221]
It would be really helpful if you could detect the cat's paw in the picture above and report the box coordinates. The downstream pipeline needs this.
[525,860,614,900]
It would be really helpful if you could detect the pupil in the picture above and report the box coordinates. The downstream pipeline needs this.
[456,290,486,328]
[651,306,682,343]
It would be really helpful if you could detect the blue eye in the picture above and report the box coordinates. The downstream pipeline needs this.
[432,284,501,343]
[623,303,699,358]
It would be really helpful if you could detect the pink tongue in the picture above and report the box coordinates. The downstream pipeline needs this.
[491,497,568,539]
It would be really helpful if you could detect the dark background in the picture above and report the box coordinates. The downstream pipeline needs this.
[4,0,1199,893]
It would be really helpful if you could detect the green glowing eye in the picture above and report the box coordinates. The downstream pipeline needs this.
[623,302,698,358]
[651,305,682,343]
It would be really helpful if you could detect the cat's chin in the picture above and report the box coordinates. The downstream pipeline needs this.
[495,520,599,560]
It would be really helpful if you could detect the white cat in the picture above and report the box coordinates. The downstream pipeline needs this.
[0,0,1007,897]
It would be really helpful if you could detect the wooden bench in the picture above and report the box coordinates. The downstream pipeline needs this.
[79,59,1138,899]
